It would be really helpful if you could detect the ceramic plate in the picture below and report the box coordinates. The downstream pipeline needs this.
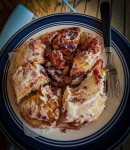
[0,13,130,150]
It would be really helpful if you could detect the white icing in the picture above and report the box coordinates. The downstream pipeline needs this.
[40,96,48,103]
[71,51,99,75]
[65,92,106,123]
[63,67,106,123]
[40,86,61,107]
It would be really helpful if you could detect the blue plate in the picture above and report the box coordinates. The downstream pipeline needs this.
[0,13,130,150]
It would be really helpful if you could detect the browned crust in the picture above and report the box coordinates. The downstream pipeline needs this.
[21,106,51,129]
[20,88,62,128]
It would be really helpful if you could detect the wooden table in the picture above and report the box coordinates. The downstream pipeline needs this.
[0,0,130,150]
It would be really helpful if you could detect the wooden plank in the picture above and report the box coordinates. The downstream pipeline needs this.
[114,145,122,150]
[45,0,57,15]
[55,0,74,13]
[0,131,11,150]
[96,0,125,35]
[55,0,78,13]
[15,0,27,6]
[6,0,17,7]
[61,0,75,13]
[122,137,130,150]
[111,0,125,35]
[36,0,48,15]
[125,0,130,41]
[25,2,38,17]
[55,1,63,13]
[0,0,8,17]
[85,0,98,17]
[75,0,87,14]
[30,0,46,17]
[61,2,66,12]
[57,0,87,14]
[2,0,14,13]
[97,0,112,19]
[0,0,15,30]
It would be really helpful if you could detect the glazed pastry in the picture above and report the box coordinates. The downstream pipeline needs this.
[21,85,61,128]
[15,39,46,67]
[10,63,49,105]
[61,60,107,129]
[9,27,107,130]
[70,32,102,85]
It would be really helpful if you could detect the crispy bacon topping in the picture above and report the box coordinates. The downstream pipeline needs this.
[40,31,59,45]
[28,39,46,50]
[48,50,65,68]
[79,32,102,53]
[92,59,106,84]
[71,72,86,80]
[52,27,80,53]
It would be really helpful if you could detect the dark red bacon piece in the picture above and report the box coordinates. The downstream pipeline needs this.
[52,27,80,54]
[92,59,107,84]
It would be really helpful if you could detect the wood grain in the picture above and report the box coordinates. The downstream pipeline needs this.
[55,0,63,13]
[123,137,130,150]
[75,0,87,14]
[85,0,99,17]
[0,131,11,150]
[125,0,130,41]
[111,0,125,34]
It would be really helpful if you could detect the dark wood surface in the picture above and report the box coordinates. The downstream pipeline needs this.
[0,0,130,150]
[0,0,130,41]
[0,131,11,150]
